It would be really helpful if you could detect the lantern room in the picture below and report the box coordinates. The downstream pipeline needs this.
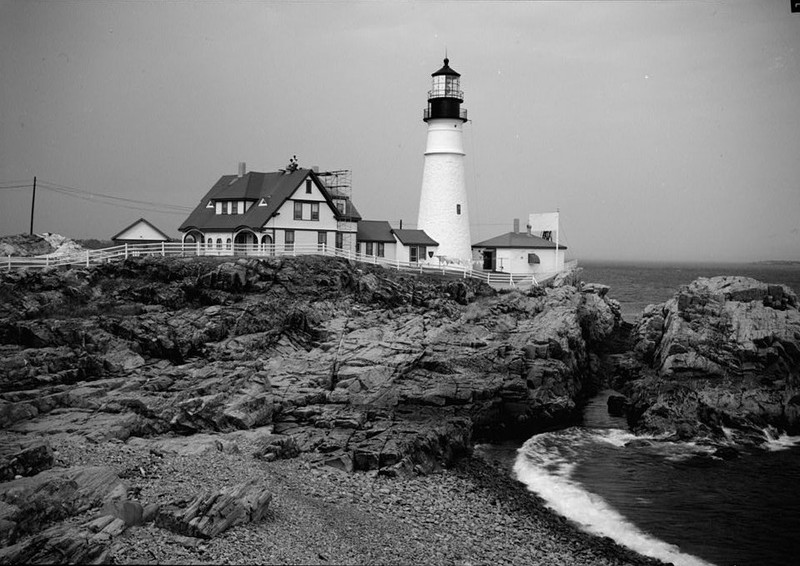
[424,58,468,122]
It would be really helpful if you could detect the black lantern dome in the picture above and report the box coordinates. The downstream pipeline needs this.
[424,58,468,123]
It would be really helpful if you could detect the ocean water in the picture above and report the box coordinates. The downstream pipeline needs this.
[578,260,800,322]
[485,261,800,566]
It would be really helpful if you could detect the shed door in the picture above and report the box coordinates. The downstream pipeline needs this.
[482,250,496,270]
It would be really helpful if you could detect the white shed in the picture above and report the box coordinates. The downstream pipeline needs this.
[111,218,171,244]
[472,220,566,278]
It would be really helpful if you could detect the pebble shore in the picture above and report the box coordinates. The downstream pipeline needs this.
[53,435,665,565]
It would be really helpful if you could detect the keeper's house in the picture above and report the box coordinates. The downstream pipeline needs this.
[179,163,361,255]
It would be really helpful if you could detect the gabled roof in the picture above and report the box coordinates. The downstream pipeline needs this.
[357,220,395,243]
[179,168,359,232]
[393,229,438,247]
[111,218,171,242]
[472,231,566,250]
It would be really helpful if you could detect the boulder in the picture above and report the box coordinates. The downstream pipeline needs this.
[0,437,54,481]
[155,479,272,539]
[0,465,127,545]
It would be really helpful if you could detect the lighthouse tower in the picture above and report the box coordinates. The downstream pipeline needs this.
[417,58,472,265]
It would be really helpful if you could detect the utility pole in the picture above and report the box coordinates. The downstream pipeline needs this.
[29,176,36,235]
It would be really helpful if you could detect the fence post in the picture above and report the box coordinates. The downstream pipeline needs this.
[7,255,10,272]
[125,243,128,259]
[161,242,165,257]
[86,250,90,268]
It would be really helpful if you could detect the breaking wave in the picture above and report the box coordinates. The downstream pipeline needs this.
[513,428,714,566]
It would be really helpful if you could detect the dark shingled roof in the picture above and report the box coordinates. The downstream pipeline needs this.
[357,220,395,243]
[393,229,438,247]
[472,231,566,250]
[179,168,360,232]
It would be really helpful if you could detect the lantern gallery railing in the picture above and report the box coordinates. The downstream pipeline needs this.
[3,242,576,289]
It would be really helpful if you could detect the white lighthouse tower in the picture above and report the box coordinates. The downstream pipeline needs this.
[417,58,472,265]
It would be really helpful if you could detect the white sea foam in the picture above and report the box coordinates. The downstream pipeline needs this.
[514,431,715,566]
[763,432,800,452]
[594,428,638,447]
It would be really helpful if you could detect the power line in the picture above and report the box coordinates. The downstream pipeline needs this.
[37,185,191,216]
[37,179,192,212]
[0,179,34,186]
[0,184,33,190]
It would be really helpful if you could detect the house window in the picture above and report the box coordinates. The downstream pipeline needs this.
[318,231,327,251]
[216,238,222,249]
[285,230,295,251]
[305,179,312,194]
[377,242,385,258]
[336,201,345,214]
[410,246,419,263]
[528,253,541,265]
[294,201,302,220]
[311,202,319,221]
[366,242,374,256]
[206,239,213,250]
[226,238,232,250]
[456,204,461,215]
[336,232,343,249]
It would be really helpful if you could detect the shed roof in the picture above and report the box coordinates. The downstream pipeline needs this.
[393,229,439,246]
[471,231,566,250]
[357,220,396,243]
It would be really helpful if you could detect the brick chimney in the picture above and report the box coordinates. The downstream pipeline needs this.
[238,162,246,177]
[513,218,520,233]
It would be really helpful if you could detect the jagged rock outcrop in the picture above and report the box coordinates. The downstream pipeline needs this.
[612,276,800,444]
[1,256,618,467]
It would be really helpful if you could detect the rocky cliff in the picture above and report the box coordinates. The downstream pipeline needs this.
[0,255,622,560]
[610,276,800,446]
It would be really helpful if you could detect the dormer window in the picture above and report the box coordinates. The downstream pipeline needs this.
[305,179,312,194]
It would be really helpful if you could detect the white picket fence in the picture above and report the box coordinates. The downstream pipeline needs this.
[3,242,577,289]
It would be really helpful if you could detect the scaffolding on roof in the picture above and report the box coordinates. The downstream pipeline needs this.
[316,169,351,200]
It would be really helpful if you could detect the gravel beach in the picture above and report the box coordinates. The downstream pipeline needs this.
[49,434,665,566]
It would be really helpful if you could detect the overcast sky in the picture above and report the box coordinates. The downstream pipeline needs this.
[1,0,798,262]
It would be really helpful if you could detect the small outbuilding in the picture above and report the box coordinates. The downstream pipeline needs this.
[356,220,397,260]
[111,218,171,245]
[393,229,439,264]
[472,218,566,277]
